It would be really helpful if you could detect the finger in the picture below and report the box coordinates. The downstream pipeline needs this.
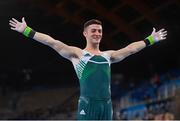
[159,32,167,37]
[12,18,19,23]
[9,20,17,25]
[161,31,167,34]
[159,28,165,33]
[159,30,167,36]
[151,27,156,34]
[162,33,167,37]
[153,27,156,32]
[9,22,16,28]
[22,17,25,22]
[10,27,16,30]
[161,37,166,40]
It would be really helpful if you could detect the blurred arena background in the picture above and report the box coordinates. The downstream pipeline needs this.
[0,0,180,120]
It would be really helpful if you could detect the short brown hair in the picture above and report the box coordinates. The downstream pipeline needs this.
[84,19,102,30]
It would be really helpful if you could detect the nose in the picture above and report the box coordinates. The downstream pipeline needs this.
[95,30,101,35]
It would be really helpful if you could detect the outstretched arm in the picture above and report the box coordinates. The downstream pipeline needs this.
[107,28,167,63]
[9,17,82,60]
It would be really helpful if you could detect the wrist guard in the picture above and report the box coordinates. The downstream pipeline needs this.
[143,35,155,46]
[23,26,36,38]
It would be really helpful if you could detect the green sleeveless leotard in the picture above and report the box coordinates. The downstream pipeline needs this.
[72,50,113,120]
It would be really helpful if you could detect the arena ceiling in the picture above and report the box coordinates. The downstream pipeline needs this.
[0,0,180,86]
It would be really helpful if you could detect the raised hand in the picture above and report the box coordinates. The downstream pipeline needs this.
[151,27,167,42]
[9,17,27,33]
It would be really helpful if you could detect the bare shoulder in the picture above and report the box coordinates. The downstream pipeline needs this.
[102,49,125,63]
[69,46,83,59]
[54,43,83,61]
[70,47,84,64]
[73,46,83,55]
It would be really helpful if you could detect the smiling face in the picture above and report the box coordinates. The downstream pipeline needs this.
[83,24,103,45]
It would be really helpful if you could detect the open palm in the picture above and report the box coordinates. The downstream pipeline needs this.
[151,27,167,42]
[9,17,27,33]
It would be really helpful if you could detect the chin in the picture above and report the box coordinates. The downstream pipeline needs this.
[93,39,101,43]
[93,41,100,44]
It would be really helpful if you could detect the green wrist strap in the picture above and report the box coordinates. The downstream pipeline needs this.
[23,26,32,37]
[146,35,155,45]
[23,26,36,38]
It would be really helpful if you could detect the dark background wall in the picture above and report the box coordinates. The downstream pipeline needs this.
[0,0,180,88]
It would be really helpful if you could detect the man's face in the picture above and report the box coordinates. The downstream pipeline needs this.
[83,24,102,44]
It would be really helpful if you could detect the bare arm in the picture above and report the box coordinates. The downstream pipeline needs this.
[107,28,167,63]
[32,32,82,60]
[107,40,145,63]
[9,17,82,60]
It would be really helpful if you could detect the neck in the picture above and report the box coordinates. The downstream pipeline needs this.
[85,43,101,54]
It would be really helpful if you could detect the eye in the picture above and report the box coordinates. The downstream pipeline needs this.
[91,29,96,33]
[98,29,102,33]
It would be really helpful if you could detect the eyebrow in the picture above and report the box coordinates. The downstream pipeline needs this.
[91,29,102,32]
[91,28,102,31]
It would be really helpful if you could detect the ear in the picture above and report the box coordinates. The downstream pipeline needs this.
[83,30,87,37]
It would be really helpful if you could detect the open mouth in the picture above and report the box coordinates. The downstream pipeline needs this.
[92,36,101,40]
